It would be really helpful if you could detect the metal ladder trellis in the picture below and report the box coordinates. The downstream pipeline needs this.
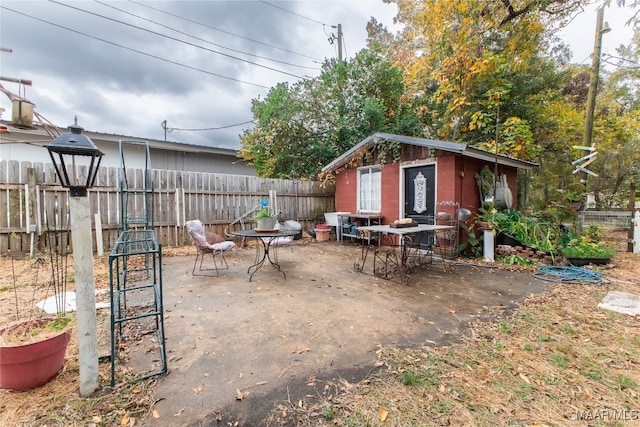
[108,140,166,386]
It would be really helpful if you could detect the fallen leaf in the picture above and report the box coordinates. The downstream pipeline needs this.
[121,412,130,426]
[379,408,388,422]
[519,373,530,384]
[152,410,160,419]
[235,389,249,400]
[132,385,141,394]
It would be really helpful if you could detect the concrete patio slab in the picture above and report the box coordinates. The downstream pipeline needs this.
[133,241,550,426]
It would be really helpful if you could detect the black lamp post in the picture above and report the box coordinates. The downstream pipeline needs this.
[44,117,102,396]
[45,118,103,197]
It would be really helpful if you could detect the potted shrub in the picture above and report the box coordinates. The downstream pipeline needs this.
[563,183,586,212]
[0,219,74,391]
[255,207,277,230]
[0,314,72,391]
[476,205,498,231]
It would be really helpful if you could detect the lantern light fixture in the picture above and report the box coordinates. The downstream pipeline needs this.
[45,117,103,197]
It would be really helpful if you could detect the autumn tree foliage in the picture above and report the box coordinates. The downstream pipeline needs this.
[372,0,638,207]
[240,0,638,208]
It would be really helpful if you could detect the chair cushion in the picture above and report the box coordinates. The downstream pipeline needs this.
[213,241,235,251]
[268,237,293,246]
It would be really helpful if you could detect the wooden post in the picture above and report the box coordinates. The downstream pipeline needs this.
[629,182,636,253]
[95,213,104,256]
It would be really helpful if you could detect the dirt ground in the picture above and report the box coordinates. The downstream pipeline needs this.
[0,230,636,426]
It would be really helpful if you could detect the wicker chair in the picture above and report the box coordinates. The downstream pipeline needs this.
[186,220,235,276]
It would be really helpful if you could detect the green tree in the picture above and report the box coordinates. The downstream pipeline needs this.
[239,50,416,179]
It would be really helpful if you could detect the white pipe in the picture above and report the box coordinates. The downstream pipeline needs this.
[483,229,495,262]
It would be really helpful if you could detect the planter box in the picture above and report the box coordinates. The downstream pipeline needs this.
[496,232,528,249]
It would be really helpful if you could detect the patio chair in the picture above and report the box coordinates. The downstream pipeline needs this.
[430,202,464,272]
[186,220,235,276]
[261,221,294,261]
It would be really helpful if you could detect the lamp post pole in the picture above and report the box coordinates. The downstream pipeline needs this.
[69,194,100,396]
[45,119,103,396]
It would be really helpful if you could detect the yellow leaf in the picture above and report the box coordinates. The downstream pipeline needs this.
[132,386,141,394]
[121,412,130,426]
[379,408,388,422]
[152,410,160,419]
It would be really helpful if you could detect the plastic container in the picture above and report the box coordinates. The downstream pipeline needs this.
[315,229,330,242]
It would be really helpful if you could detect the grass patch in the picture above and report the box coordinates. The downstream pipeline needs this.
[278,276,640,426]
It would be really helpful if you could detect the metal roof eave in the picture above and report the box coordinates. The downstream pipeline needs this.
[321,132,537,173]
[463,146,537,170]
[0,120,240,157]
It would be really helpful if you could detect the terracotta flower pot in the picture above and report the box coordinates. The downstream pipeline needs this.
[0,319,71,391]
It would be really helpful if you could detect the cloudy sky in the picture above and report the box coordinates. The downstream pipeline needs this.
[0,1,635,150]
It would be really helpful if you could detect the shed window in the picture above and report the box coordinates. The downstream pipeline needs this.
[358,166,381,212]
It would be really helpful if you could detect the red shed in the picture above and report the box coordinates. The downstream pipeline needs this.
[321,133,537,226]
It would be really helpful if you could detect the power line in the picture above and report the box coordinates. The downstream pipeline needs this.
[94,0,320,71]
[162,120,254,132]
[130,0,322,63]
[259,0,330,26]
[1,5,270,89]
[50,0,307,80]
[259,1,344,61]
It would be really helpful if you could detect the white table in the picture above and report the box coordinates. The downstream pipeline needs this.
[354,224,455,285]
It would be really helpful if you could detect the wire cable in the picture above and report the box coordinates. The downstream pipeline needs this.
[1,5,271,89]
[130,0,322,62]
[259,0,330,26]
[50,0,307,80]
[534,266,604,285]
[95,0,319,71]
[162,120,254,132]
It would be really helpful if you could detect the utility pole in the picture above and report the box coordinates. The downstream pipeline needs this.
[329,24,343,63]
[581,7,610,184]
[337,23,343,63]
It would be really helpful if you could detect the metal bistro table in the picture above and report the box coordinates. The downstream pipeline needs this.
[354,224,454,285]
[232,229,298,281]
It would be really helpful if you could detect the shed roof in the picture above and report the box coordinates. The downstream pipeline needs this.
[321,132,537,173]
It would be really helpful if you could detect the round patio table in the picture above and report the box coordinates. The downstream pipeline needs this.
[231,229,297,281]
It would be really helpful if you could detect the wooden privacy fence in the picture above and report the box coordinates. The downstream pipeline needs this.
[0,160,335,256]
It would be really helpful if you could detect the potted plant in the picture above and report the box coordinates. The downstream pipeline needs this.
[255,206,277,230]
[0,314,72,391]
[563,183,586,212]
[0,218,74,391]
[476,205,498,231]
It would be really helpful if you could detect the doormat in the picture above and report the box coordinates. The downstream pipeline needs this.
[597,291,640,316]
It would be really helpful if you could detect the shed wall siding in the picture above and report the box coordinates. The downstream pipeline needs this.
[381,163,400,222]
